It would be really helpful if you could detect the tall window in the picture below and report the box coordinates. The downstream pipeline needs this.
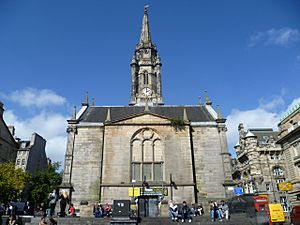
[280,197,288,212]
[143,72,148,85]
[131,128,163,182]
[273,167,284,176]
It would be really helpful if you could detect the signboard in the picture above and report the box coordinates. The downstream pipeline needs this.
[233,187,244,195]
[140,187,168,196]
[129,187,168,197]
[278,182,293,191]
[268,204,285,223]
[128,187,141,197]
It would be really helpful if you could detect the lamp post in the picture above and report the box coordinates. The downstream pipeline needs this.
[170,173,177,201]
[132,179,136,203]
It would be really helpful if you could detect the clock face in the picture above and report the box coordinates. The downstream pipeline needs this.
[142,87,152,97]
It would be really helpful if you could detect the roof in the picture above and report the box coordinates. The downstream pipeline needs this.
[78,105,215,123]
[249,128,279,144]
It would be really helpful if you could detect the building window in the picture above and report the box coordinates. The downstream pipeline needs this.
[280,196,288,212]
[21,159,25,166]
[143,72,148,85]
[16,159,20,165]
[266,183,271,192]
[273,167,284,176]
[131,128,164,182]
[270,154,281,160]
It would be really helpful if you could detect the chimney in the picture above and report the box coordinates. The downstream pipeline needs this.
[8,126,15,136]
[0,101,4,118]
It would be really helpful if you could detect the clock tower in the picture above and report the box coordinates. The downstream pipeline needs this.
[129,6,164,106]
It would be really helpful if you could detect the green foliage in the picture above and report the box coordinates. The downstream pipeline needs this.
[0,162,31,204]
[29,161,62,204]
[169,118,186,130]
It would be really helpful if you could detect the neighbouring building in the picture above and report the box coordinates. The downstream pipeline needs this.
[232,123,288,211]
[277,103,300,206]
[0,101,18,163]
[15,132,48,176]
[61,6,233,216]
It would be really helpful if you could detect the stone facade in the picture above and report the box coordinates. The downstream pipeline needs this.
[0,101,18,163]
[61,7,233,215]
[232,123,288,210]
[15,132,48,176]
[277,103,300,206]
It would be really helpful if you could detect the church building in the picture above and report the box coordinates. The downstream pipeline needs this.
[61,6,233,214]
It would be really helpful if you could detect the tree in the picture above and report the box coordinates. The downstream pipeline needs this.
[29,161,62,204]
[0,162,31,204]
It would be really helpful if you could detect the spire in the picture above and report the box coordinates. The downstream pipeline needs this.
[139,5,152,44]
[71,106,77,120]
[105,108,111,122]
[91,98,95,107]
[183,108,189,123]
[216,105,222,119]
[82,91,89,106]
[204,90,212,105]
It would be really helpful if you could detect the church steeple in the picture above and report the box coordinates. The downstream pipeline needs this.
[139,5,152,44]
[129,6,164,106]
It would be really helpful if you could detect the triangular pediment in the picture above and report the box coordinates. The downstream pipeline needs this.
[106,112,171,125]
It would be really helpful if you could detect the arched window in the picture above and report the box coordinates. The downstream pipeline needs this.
[143,72,148,85]
[131,128,163,182]
[273,167,284,176]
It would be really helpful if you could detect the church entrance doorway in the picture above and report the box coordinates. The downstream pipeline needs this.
[138,196,159,217]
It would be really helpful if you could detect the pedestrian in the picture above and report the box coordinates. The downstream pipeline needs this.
[103,203,112,217]
[68,204,76,217]
[169,201,178,221]
[210,202,222,222]
[48,188,59,217]
[181,201,191,223]
[59,191,69,217]
[6,214,18,225]
[220,200,229,220]
[38,214,47,225]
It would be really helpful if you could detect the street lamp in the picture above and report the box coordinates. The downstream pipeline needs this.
[170,173,177,201]
[132,179,136,203]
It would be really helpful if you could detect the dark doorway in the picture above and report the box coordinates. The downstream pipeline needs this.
[138,196,159,217]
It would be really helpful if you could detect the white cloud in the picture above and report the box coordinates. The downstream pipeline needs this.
[226,96,300,156]
[226,108,280,147]
[1,88,66,108]
[4,109,68,164]
[259,96,284,110]
[249,27,300,47]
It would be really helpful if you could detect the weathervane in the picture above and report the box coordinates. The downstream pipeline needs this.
[144,4,149,13]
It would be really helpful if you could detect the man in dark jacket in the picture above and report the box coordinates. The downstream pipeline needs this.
[181,201,191,223]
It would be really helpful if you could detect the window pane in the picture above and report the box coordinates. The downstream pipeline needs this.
[133,163,141,182]
[132,140,142,162]
[154,140,163,162]
[154,163,162,181]
[143,141,153,162]
[143,164,152,181]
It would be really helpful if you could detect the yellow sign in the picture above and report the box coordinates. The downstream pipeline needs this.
[278,182,293,191]
[268,204,285,223]
[128,187,141,197]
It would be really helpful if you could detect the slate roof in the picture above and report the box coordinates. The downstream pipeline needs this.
[248,128,279,144]
[78,105,215,123]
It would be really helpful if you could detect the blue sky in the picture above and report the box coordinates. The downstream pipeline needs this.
[0,0,300,162]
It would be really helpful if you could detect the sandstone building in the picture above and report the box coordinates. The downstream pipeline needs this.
[0,101,18,163]
[232,124,288,211]
[15,132,48,176]
[277,103,300,206]
[61,7,233,215]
